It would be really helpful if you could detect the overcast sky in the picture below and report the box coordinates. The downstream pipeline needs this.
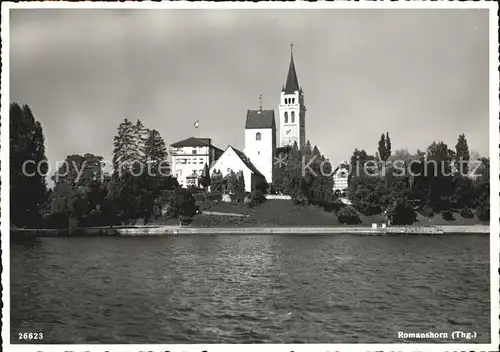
[10,8,489,178]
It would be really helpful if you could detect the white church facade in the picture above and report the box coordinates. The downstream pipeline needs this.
[209,145,267,192]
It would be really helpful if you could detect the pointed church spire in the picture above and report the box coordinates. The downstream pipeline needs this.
[284,43,300,94]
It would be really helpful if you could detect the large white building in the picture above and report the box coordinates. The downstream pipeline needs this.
[170,137,222,187]
[332,162,349,197]
[209,49,305,192]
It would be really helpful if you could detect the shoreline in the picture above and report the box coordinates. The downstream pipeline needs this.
[11,224,490,237]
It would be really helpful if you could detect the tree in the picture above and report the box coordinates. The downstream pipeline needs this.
[422,141,455,212]
[10,103,48,228]
[72,179,112,227]
[385,132,392,162]
[454,133,470,176]
[312,145,320,156]
[51,154,103,187]
[386,200,417,225]
[248,189,266,206]
[272,140,334,207]
[210,169,224,193]
[134,119,149,162]
[378,134,387,165]
[112,119,139,175]
[475,157,490,181]
[107,167,142,224]
[349,149,377,180]
[235,171,245,193]
[165,188,198,219]
[389,148,413,163]
[272,146,292,194]
[199,163,211,190]
[111,120,178,225]
[302,140,313,159]
[426,141,455,175]
[377,132,392,165]
[336,206,361,225]
[50,153,107,227]
[144,129,169,172]
[225,171,238,193]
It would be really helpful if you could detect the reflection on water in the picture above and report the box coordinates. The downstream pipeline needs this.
[11,234,490,343]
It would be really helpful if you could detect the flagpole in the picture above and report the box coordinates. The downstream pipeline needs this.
[194,120,200,138]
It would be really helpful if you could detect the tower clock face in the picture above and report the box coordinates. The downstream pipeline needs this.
[284,127,296,137]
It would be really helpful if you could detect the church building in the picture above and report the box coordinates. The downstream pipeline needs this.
[209,47,307,192]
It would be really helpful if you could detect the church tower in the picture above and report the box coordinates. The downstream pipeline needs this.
[279,44,306,149]
[244,96,276,186]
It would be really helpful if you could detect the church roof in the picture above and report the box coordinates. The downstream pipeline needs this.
[230,146,264,176]
[332,162,349,175]
[284,53,300,94]
[212,146,263,177]
[245,109,275,129]
[171,137,212,148]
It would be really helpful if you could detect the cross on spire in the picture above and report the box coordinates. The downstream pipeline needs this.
[259,94,263,111]
[290,42,294,56]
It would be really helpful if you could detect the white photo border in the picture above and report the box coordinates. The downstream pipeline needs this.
[1,1,498,352]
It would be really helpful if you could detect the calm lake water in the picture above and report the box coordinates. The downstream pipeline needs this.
[11,234,490,344]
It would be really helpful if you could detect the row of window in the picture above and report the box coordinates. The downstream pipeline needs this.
[176,169,204,177]
[284,111,295,124]
[285,98,295,104]
[171,148,206,155]
[175,158,205,164]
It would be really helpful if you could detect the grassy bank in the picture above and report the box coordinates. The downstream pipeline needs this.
[11,198,490,237]
[191,199,341,227]
[189,199,488,228]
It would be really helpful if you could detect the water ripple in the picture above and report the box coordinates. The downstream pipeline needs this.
[10,234,490,343]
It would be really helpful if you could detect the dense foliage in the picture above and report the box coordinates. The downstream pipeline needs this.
[348,134,490,223]
[209,169,245,194]
[336,206,361,225]
[272,140,335,209]
[10,103,49,228]
[11,105,198,229]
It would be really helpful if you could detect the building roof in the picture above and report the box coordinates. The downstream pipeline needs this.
[284,53,300,94]
[170,137,211,148]
[230,146,264,176]
[332,162,349,176]
[245,109,275,129]
[212,146,263,177]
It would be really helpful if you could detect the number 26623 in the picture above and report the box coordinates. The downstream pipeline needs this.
[18,332,43,340]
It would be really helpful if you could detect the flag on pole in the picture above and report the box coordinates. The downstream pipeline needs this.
[194,120,199,128]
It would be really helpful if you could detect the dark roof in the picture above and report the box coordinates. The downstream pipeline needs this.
[284,54,300,94]
[230,146,264,177]
[333,163,349,175]
[171,137,211,148]
[245,109,275,129]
